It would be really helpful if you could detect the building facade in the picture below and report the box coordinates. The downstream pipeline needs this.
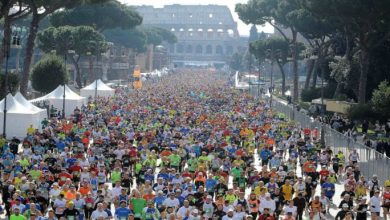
[135,5,246,67]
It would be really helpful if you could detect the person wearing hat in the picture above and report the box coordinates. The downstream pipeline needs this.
[62,201,80,220]
[222,208,235,220]
[335,203,352,220]
[202,195,215,219]
[369,174,380,197]
[141,200,160,220]
[354,197,368,220]
[115,200,133,220]
[245,214,254,220]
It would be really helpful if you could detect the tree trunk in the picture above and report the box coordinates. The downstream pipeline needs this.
[20,13,40,96]
[0,16,12,67]
[291,30,299,103]
[70,56,82,88]
[358,49,369,104]
[311,59,318,89]
[277,61,286,95]
[89,56,93,83]
[304,59,315,89]
[334,82,343,98]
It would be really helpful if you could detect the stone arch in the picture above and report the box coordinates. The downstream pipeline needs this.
[195,45,203,54]
[216,45,223,55]
[206,45,212,54]
[186,45,193,53]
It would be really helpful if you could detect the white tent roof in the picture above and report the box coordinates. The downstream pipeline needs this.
[30,85,85,103]
[81,79,114,91]
[0,94,37,114]
[14,92,45,113]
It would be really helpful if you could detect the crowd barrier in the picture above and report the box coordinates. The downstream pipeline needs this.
[272,98,390,184]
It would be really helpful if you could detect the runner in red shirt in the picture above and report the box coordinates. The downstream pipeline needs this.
[58,168,73,186]
[319,165,330,184]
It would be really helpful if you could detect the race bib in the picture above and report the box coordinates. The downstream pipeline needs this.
[56,207,64,214]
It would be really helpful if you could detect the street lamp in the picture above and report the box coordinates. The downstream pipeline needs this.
[265,48,275,109]
[2,26,23,138]
[310,54,321,105]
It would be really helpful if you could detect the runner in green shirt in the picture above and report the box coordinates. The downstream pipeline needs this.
[130,195,147,218]
[111,167,122,184]
[10,208,26,220]
[168,152,181,170]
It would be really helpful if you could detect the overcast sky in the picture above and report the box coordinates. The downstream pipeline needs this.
[120,0,273,36]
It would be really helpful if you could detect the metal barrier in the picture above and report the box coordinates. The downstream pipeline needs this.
[273,98,390,184]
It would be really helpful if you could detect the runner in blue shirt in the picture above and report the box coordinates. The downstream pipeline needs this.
[321,177,336,200]
[115,200,132,220]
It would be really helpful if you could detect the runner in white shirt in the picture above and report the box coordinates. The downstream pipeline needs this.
[91,203,108,220]
[370,190,382,219]
[163,193,180,210]
[282,200,298,217]
[177,200,193,219]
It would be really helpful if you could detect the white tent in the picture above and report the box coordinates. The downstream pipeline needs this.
[80,79,115,98]
[14,92,47,120]
[0,94,42,138]
[30,85,87,116]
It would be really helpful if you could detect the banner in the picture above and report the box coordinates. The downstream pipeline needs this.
[133,65,141,78]
[133,80,142,89]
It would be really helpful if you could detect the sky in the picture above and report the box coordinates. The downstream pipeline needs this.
[120,0,273,36]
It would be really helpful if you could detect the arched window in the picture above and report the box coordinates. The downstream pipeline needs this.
[186,45,193,53]
[216,45,223,55]
[195,45,203,54]
[176,44,184,53]
[206,45,212,54]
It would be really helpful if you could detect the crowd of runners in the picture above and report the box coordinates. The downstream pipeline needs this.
[0,71,389,220]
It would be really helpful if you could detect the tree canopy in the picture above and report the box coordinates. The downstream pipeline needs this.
[37,25,108,87]
[50,1,142,31]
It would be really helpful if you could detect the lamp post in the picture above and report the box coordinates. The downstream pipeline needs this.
[63,51,67,119]
[266,48,275,109]
[2,37,10,138]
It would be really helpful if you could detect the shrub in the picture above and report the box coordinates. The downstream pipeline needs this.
[347,103,378,121]
[371,80,390,119]
[31,55,68,93]
[301,88,321,102]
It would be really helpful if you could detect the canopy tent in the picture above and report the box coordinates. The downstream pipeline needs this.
[0,94,43,138]
[14,92,47,120]
[30,85,86,116]
[80,79,115,98]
